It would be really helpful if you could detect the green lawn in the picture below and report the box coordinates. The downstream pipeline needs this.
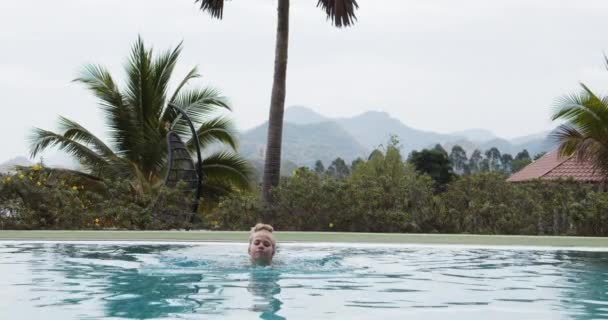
[0,230,607,247]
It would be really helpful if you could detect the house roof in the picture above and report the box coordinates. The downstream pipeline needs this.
[507,149,605,182]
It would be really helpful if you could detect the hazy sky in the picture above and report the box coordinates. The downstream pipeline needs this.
[2,0,608,162]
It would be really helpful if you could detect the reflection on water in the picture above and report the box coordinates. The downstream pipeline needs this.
[1,243,608,319]
[554,251,608,320]
[248,268,284,320]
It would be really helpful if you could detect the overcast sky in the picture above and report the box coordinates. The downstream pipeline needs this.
[2,0,608,162]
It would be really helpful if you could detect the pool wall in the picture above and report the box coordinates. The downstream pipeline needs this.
[0,231,607,247]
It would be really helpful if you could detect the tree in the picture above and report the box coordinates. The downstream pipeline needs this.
[552,65,608,179]
[314,160,325,175]
[408,149,454,188]
[449,145,468,175]
[485,147,502,172]
[351,157,364,172]
[368,149,383,160]
[327,157,350,179]
[534,152,547,161]
[468,149,483,174]
[194,0,360,204]
[511,149,532,173]
[433,144,448,156]
[29,37,251,197]
[515,149,531,161]
[479,158,490,172]
[501,153,513,174]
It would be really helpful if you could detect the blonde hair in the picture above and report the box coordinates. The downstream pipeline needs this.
[251,223,274,234]
[249,223,276,246]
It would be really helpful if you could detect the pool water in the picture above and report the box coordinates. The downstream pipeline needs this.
[1,242,608,319]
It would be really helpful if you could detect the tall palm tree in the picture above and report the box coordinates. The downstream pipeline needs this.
[29,36,251,197]
[195,0,359,203]
[552,79,608,178]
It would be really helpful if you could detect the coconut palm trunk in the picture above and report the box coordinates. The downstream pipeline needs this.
[195,0,359,206]
[262,0,290,203]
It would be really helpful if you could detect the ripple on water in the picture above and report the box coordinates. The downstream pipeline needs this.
[1,243,608,319]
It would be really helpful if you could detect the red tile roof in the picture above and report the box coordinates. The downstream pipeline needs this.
[507,149,605,182]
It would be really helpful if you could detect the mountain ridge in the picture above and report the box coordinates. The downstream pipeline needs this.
[239,106,556,165]
[1,106,556,171]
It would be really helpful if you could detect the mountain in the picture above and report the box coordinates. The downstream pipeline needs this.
[335,111,453,153]
[442,135,556,158]
[511,131,551,145]
[239,120,368,167]
[242,107,557,167]
[513,129,558,156]
[0,156,32,173]
[1,107,556,176]
[2,106,554,175]
[283,105,328,125]
[450,129,498,143]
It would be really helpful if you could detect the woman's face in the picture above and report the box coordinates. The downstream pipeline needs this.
[248,232,275,265]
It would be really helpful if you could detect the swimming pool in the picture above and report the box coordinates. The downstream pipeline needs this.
[1,242,607,319]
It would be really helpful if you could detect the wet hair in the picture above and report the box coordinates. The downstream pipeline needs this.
[249,223,276,247]
[251,223,274,234]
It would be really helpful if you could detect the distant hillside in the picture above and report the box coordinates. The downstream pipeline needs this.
[238,106,556,167]
[514,130,558,156]
[2,107,555,175]
[450,129,498,143]
[442,133,556,158]
[0,156,32,173]
[283,105,329,125]
[335,111,453,153]
[511,131,551,145]
[239,120,368,167]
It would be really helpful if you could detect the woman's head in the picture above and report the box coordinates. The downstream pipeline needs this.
[248,223,276,265]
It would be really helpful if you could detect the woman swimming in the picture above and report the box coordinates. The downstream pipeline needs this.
[248,223,276,266]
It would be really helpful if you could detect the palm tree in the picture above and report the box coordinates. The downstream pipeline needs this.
[195,0,359,203]
[29,36,251,197]
[552,79,608,178]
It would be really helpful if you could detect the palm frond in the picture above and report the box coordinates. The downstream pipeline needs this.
[73,64,123,109]
[121,36,174,173]
[552,85,608,138]
[169,88,231,135]
[170,67,200,104]
[579,83,608,126]
[152,40,183,119]
[552,91,594,121]
[552,121,608,180]
[58,116,117,160]
[124,36,154,134]
[317,0,359,27]
[187,116,238,151]
[552,79,608,181]
[74,63,141,158]
[29,128,109,174]
[159,67,201,125]
[551,124,585,158]
[195,0,225,19]
[200,151,252,190]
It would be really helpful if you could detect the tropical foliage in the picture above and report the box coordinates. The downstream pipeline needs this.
[3,145,607,234]
[206,146,608,236]
[0,165,194,229]
[29,37,251,198]
[552,69,608,179]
